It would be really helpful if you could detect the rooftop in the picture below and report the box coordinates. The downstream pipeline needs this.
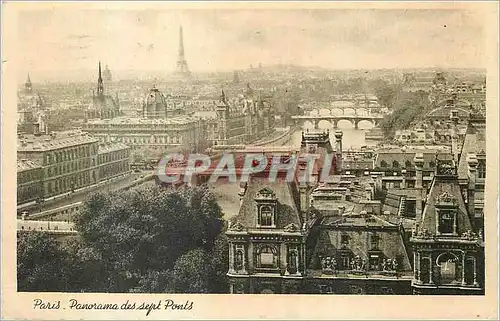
[98,142,130,154]
[87,115,199,126]
[17,159,42,171]
[18,130,98,152]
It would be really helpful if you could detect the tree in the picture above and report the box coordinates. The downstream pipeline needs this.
[17,232,69,292]
[171,249,210,293]
[73,184,225,293]
[207,234,229,293]
[379,90,430,139]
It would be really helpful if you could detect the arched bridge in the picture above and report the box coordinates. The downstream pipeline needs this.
[291,114,384,129]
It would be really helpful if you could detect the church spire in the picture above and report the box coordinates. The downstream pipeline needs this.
[97,61,104,96]
[25,73,33,93]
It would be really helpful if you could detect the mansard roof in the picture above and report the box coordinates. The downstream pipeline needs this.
[418,158,473,236]
[457,123,486,180]
[308,222,412,272]
[231,177,302,230]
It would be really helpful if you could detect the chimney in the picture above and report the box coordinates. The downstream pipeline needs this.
[33,123,41,136]
[467,153,478,217]
[414,153,424,189]
[334,130,343,174]
[238,182,247,207]
[299,184,310,222]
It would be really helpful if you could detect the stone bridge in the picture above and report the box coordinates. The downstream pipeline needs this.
[291,114,384,129]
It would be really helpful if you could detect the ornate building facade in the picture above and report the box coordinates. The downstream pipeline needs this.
[225,130,485,295]
[411,155,484,295]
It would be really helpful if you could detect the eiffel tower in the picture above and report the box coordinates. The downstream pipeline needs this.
[175,25,191,78]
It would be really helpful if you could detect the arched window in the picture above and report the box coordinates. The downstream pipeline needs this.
[405,160,412,168]
[380,160,388,168]
[392,161,400,168]
[436,252,459,285]
[258,246,277,268]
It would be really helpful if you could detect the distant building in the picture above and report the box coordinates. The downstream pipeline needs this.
[17,74,48,133]
[97,142,130,181]
[86,62,121,120]
[103,64,112,82]
[17,128,131,207]
[17,129,100,202]
[83,115,204,157]
[211,88,274,146]
[394,129,435,144]
[142,86,168,119]
[17,159,43,205]
[233,70,240,84]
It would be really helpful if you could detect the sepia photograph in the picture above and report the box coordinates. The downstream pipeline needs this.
[1,1,499,320]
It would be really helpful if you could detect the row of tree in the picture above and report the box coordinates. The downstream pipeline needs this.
[18,185,229,293]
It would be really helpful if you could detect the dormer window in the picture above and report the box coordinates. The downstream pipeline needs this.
[255,187,278,228]
[341,234,349,246]
[438,210,455,234]
[370,233,380,250]
[436,192,458,235]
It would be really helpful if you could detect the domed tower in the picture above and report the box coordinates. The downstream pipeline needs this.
[143,86,167,119]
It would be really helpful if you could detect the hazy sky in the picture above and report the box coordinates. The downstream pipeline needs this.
[17,8,486,80]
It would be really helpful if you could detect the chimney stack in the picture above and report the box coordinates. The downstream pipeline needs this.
[414,153,424,189]
[334,130,343,174]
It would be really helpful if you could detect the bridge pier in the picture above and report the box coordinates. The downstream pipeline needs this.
[354,120,359,130]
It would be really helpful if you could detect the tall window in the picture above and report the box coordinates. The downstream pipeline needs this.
[370,234,380,250]
[260,206,273,227]
[477,161,486,179]
[341,234,349,246]
[438,210,455,234]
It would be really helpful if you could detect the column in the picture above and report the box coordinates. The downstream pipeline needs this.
[428,255,434,284]
[354,120,359,130]
[416,252,421,281]
[473,256,478,286]
[414,252,418,280]
[229,242,235,274]
[461,252,466,286]
[241,245,248,274]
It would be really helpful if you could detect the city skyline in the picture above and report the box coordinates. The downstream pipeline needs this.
[17,8,486,81]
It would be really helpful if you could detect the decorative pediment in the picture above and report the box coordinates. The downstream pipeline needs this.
[437,191,457,205]
[229,221,245,232]
[284,223,300,233]
[436,160,457,176]
[255,187,277,201]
